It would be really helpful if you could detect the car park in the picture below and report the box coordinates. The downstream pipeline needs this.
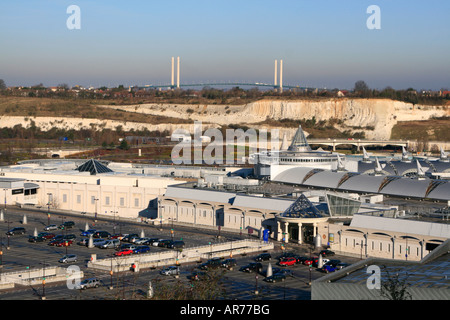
[6,227,26,235]
[221,258,237,269]
[59,254,77,263]
[75,278,100,290]
[254,253,271,261]
[59,221,75,229]
[278,257,297,267]
[319,249,335,257]
[160,266,180,276]
[99,239,120,249]
[114,249,133,256]
[264,273,286,283]
[133,245,150,254]
[239,262,263,273]
[199,257,223,270]
[44,224,58,231]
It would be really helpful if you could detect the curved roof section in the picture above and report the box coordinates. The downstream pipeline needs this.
[356,159,450,176]
[273,167,450,201]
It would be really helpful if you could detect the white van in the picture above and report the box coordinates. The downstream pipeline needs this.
[100,239,120,249]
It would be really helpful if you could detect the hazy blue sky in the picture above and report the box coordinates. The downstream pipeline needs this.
[1,0,449,90]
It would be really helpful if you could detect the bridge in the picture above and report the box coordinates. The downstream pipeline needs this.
[134,57,311,91]
[307,138,409,151]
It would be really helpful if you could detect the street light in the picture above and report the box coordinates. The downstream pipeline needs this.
[47,193,52,225]
[94,198,99,223]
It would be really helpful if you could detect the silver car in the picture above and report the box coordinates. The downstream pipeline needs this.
[100,239,120,249]
[160,266,180,276]
[59,254,77,263]
[75,278,100,290]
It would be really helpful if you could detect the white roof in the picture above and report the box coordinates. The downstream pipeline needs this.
[350,214,450,238]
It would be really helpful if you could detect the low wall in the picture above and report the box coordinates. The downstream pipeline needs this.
[0,266,83,290]
[87,239,274,272]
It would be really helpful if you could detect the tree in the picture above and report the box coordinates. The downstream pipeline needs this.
[0,79,6,90]
[118,139,130,150]
[380,267,412,300]
[354,80,369,92]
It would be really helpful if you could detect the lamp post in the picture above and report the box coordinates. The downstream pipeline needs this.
[47,193,52,225]
[94,198,99,223]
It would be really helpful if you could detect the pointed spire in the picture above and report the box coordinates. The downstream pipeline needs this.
[402,146,411,162]
[362,147,371,162]
[374,157,383,175]
[416,160,425,178]
[288,125,312,152]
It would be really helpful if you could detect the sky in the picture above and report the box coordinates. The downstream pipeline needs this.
[1,0,449,90]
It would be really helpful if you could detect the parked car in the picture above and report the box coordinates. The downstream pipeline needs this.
[239,262,263,273]
[296,256,309,264]
[122,233,139,243]
[114,249,133,256]
[151,239,165,247]
[278,257,297,267]
[143,238,160,245]
[48,239,61,246]
[119,243,137,251]
[59,254,77,263]
[59,221,75,229]
[313,258,330,267]
[80,229,96,237]
[44,224,58,231]
[336,262,350,270]
[275,269,295,277]
[37,232,56,240]
[319,249,335,257]
[77,238,89,246]
[75,278,100,290]
[254,253,271,262]
[110,233,126,240]
[6,227,26,235]
[51,235,64,241]
[63,234,77,241]
[100,239,120,249]
[92,239,107,247]
[303,257,318,266]
[28,235,45,243]
[264,273,286,283]
[157,239,172,248]
[321,264,338,273]
[93,231,111,239]
[221,258,237,269]
[132,237,149,245]
[133,245,151,254]
[160,266,180,276]
[167,240,185,249]
[276,252,298,261]
[56,240,73,247]
[199,257,222,270]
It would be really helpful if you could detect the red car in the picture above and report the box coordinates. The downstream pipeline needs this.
[114,249,133,256]
[56,240,73,247]
[278,257,297,267]
[303,257,318,266]
[38,232,56,240]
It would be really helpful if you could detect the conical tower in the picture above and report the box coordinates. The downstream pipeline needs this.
[288,125,312,152]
